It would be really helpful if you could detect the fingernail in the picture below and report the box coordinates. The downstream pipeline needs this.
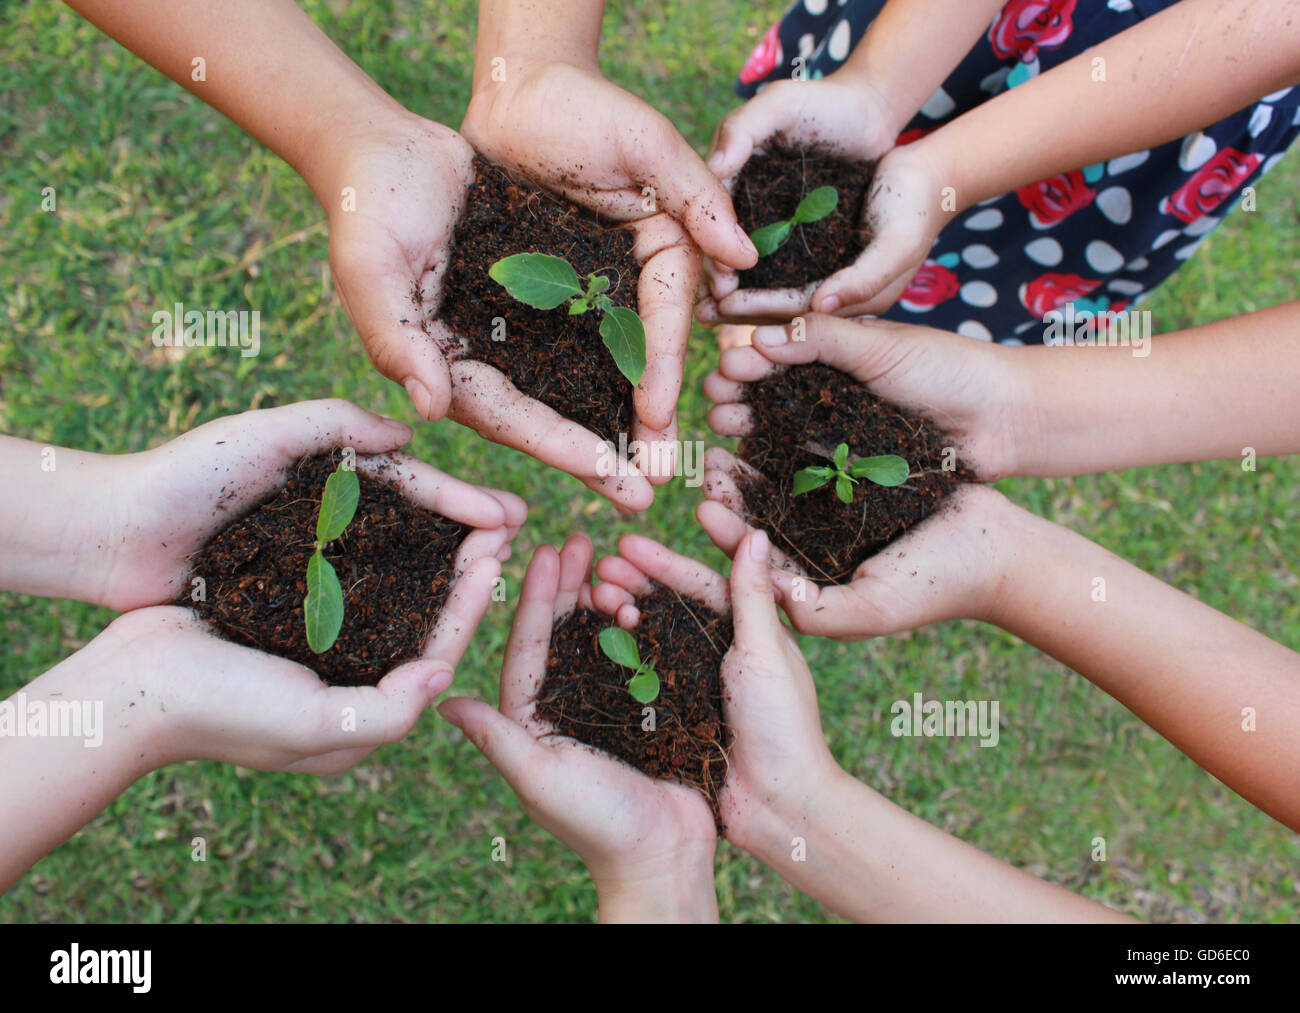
[753,325,788,347]
[707,151,726,174]
[735,224,758,257]
[382,415,411,433]
[748,528,769,561]
[426,662,454,696]
[404,378,432,420]
[817,295,841,314]
[436,699,462,726]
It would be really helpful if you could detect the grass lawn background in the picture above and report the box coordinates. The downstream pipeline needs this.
[1,0,1297,923]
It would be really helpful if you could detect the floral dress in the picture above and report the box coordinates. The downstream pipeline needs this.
[736,0,1300,343]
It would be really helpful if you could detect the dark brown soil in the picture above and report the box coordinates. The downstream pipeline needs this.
[732,141,875,290]
[438,156,638,445]
[536,586,732,830]
[183,451,470,687]
[734,364,976,585]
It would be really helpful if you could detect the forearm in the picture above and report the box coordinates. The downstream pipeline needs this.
[0,633,164,893]
[0,437,124,605]
[64,0,407,202]
[1015,301,1300,476]
[915,0,1300,208]
[836,0,1005,133]
[743,770,1124,922]
[987,501,1300,830]
[472,0,605,88]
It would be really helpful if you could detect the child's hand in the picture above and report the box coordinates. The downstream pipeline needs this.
[699,144,950,323]
[438,534,719,922]
[699,314,1024,639]
[101,399,525,613]
[89,593,497,773]
[593,531,841,853]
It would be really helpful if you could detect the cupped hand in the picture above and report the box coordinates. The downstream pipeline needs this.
[440,211,699,512]
[103,399,526,612]
[699,142,950,324]
[94,539,503,773]
[592,530,841,857]
[462,61,757,271]
[320,113,477,421]
[699,313,1023,639]
[438,534,718,919]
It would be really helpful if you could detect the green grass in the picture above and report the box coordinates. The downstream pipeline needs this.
[2,0,1298,923]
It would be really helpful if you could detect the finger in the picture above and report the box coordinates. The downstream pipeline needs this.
[631,216,700,432]
[809,230,928,316]
[307,656,448,752]
[484,487,529,531]
[438,697,548,790]
[555,533,595,616]
[701,459,748,514]
[716,284,815,321]
[423,555,501,668]
[250,398,413,459]
[748,313,929,399]
[287,745,376,775]
[613,533,729,612]
[766,574,875,640]
[832,267,919,318]
[716,323,755,352]
[500,545,562,721]
[702,255,740,305]
[704,103,761,182]
[705,403,754,438]
[728,528,787,653]
[694,296,724,327]
[330,244,453,421]
[356,452,507,529]
[448,359,654,511]
[625,116,758,270]
[702,368,746,406]
[695,498,806,577]
[456,526,512,572]
[594,554,654,598]
[632,410,679,487]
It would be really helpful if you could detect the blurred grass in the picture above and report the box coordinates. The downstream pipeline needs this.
[1,0,1298,923]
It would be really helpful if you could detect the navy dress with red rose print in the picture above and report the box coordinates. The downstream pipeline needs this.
[736,0,1300,343]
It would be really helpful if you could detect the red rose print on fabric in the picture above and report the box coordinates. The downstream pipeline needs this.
[1017,170,1096,228]
[739,23,783,85]
[1161,147,1263,224]
[896,127,934,146]
[989,0,1078,62]
[899,261,960,312]
[1019,272,1100,318]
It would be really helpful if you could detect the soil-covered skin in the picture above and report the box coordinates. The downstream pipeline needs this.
[439,156,638,445]
[735,364,976,585]
[537,586,732,831]
[183,451,470,687]
[732,141,875,291]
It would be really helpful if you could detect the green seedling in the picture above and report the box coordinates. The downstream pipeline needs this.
[489,252,646,385]
[303,461,361,654]
[793,442,909,504]
[598,626,660,705]
[749,185,839,257]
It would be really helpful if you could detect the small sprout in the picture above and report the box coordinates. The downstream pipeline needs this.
[750,185,839,258]
[489,252,647,385]
[792,442,909,504]
[303,461,361,653]
[598,626,660,704]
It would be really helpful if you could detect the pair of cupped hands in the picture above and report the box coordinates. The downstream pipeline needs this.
[329,66,951,510]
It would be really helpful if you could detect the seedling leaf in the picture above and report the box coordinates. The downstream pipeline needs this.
[792,185,838,224]
[599,305,647,385]
[489,253,583,309]
[792,467,832,496]
[598,626,641,670]
[849,454,910,487]
[304,551,345,654]
[588,274,611,295]
[316,467,360,544]
[835,474,855,504]
[568,298,590,315]
[832,442,850,471]
[627,666,660,704]
[749,220,793,258]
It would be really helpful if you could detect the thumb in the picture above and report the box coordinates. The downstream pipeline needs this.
[329,243,453,421]
[631,120,758,271]
[810,237,928,316]
[729,528,786,654]
[705,106,759,182]
[438,697,543,787]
